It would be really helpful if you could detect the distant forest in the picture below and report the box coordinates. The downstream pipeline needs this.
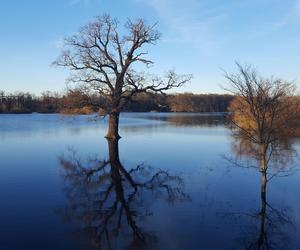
[0,90,234,114]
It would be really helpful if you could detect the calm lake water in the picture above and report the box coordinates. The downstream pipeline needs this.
[0,113,300,250]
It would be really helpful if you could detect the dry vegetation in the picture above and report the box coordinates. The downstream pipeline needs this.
[225,63,300,212]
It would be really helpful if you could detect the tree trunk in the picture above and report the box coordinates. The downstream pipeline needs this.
[106,112,121,139]
[258,143,267,247]
[260,144,267,207]
[261,171,267,201]
[107,137,120,164]
[258,171,267,248]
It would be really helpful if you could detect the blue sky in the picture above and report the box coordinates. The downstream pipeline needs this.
[1,0,300,94]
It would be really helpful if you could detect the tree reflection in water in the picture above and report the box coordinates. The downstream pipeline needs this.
[57,139,189,250]
[141,113,227,127]
[226,132,297,249]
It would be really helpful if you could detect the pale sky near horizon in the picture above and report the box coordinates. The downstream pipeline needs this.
[1,0,300,95]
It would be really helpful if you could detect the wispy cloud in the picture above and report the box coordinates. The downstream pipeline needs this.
[68,0,98,6]
[136,0,230,52]
[136,0,300,51]
[271,0,300,30]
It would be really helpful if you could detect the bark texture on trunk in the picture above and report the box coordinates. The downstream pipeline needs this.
[106,112,121,139]
[107,137,120,164]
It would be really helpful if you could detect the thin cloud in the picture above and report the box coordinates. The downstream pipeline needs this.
[272,0,300,30]
[136,0,230,52]
[68,0,98,6]
[137,0,300,51]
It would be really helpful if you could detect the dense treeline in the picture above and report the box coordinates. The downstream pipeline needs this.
[0,90,233,114]
[167,93,233,112]
[0,91,61,114]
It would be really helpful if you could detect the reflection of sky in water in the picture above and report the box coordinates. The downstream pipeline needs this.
[0,113,299,249]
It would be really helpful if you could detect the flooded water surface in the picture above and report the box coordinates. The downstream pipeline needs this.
[0,113,299,250]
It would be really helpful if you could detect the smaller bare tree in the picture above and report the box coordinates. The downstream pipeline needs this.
[54,14,192,139]
[224,63,300,197]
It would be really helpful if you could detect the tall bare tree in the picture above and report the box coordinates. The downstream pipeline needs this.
[54,15,191,139]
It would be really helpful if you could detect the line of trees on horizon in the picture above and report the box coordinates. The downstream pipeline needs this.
[0,90,234,114]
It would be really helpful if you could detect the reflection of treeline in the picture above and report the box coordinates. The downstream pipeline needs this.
[0,90,234,114]
[137,113,228,127]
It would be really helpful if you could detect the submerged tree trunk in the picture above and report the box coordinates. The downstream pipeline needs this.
[257,170,267,248]
[261,163,267,205]
[261,171,267,202]
[260,143,267,215]
[106,112,121,139]
[107,137,120,165]
[257,143,267,247]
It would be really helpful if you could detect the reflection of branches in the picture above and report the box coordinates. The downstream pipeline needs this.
[223,152,298,183]
[222,137,296,249]
[221,194,294,250]
[223,155,256,170]
[242,202,293,250]
[225,130,298,183]
[267,167,299,182]
[57,139,189,250]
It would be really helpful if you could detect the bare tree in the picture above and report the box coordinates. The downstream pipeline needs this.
[54,15,191,139]
[224,63,300,197]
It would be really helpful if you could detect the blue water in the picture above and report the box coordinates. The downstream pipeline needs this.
[0,113,299,250]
